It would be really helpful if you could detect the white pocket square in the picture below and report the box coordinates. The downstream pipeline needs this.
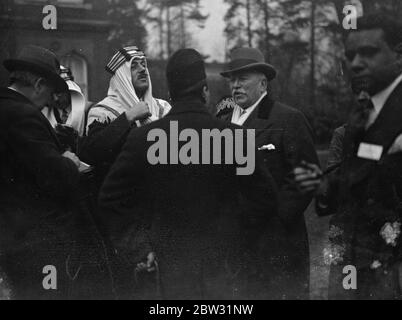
[258,144,276,151]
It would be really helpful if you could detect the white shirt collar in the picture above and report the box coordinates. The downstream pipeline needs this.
[244,92,267,115]
[7,86,19,93]
[231,92,267,126]
[371,73,402,114]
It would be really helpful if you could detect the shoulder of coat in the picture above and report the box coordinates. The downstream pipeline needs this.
[155,98,172,109]
[216,97,236,117]
[155,98,172,118]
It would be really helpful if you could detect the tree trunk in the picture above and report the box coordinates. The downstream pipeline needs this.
[180,4,186,48]
[391,0,402,18]
[166,6,172,56]
[246,0,253,47]
[159,2,165,60]
[332,0,345,23]
[261,0,270,62]
[281,52,296,100]
[310,0,316,108]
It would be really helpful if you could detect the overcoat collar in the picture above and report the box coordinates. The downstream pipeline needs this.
[0,87,34,106]
[167,99,210,117]
[0,87,63,150]
[242,95,276,133]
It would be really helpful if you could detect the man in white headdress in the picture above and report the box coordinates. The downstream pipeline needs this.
[79,46,171,182]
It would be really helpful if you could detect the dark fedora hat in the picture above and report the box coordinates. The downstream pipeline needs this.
[221,47,277,81]
[3,45,68,92]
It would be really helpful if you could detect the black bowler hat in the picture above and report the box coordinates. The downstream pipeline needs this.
[166,48,207,98]
[221,47,277,81]
[3,45,68,92]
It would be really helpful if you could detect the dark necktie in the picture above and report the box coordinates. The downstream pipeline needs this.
[349,93,374,149]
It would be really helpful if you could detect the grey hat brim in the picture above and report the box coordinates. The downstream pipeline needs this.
[220,62,277,81]
[4,59,68,93]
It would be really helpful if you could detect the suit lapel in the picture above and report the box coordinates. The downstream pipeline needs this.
[365,82,402,149]
[346,82,402,185]
[243,95,276,136]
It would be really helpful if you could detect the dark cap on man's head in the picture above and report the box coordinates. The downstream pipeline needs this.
[166,48,207,99]
[3,45,67,93]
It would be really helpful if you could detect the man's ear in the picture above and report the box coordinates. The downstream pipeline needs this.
[32,78,43,94]
[260,76,268,91]
[202,85,209,95]
[33,77,47,94]
[202,85,210,101]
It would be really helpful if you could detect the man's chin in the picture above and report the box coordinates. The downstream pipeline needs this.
[351,76,397,96]
[351,76,375,95]
[234,97,246,108]
[134,82,149,94]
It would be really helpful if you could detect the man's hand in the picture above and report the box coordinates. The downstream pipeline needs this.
[62,151,81,168]
[125,102,151,123]
[55,124,78,152]
[293,161,323,194]
[136,252,157,273]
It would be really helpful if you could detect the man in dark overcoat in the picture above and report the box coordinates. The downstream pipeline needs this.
[217,47,319,299]
[98,49,278,300]
[0,45,85,299]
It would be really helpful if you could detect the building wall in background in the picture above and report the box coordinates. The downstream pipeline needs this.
[0,0,228,109]
[0,0,113,103]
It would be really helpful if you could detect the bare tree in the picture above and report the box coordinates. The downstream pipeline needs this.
[147,0,208,59]
[257,0,272,61]
[246,0,253,46]
[224,0,256,49]
[310,0,317,108]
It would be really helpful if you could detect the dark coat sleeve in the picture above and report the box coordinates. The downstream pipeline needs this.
[315,126,346,217]
[327,126,346,169]
[8,108,79,200]
[278,109,320,224]
[98,128,152,265]
[79,114,134,166]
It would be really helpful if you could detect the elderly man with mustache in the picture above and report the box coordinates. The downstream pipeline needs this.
[216,47,319,300]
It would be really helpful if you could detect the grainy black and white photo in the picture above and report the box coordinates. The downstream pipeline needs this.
[1,0,402,303]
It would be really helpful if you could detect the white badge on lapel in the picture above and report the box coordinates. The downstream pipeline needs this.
[357,143,383,161]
